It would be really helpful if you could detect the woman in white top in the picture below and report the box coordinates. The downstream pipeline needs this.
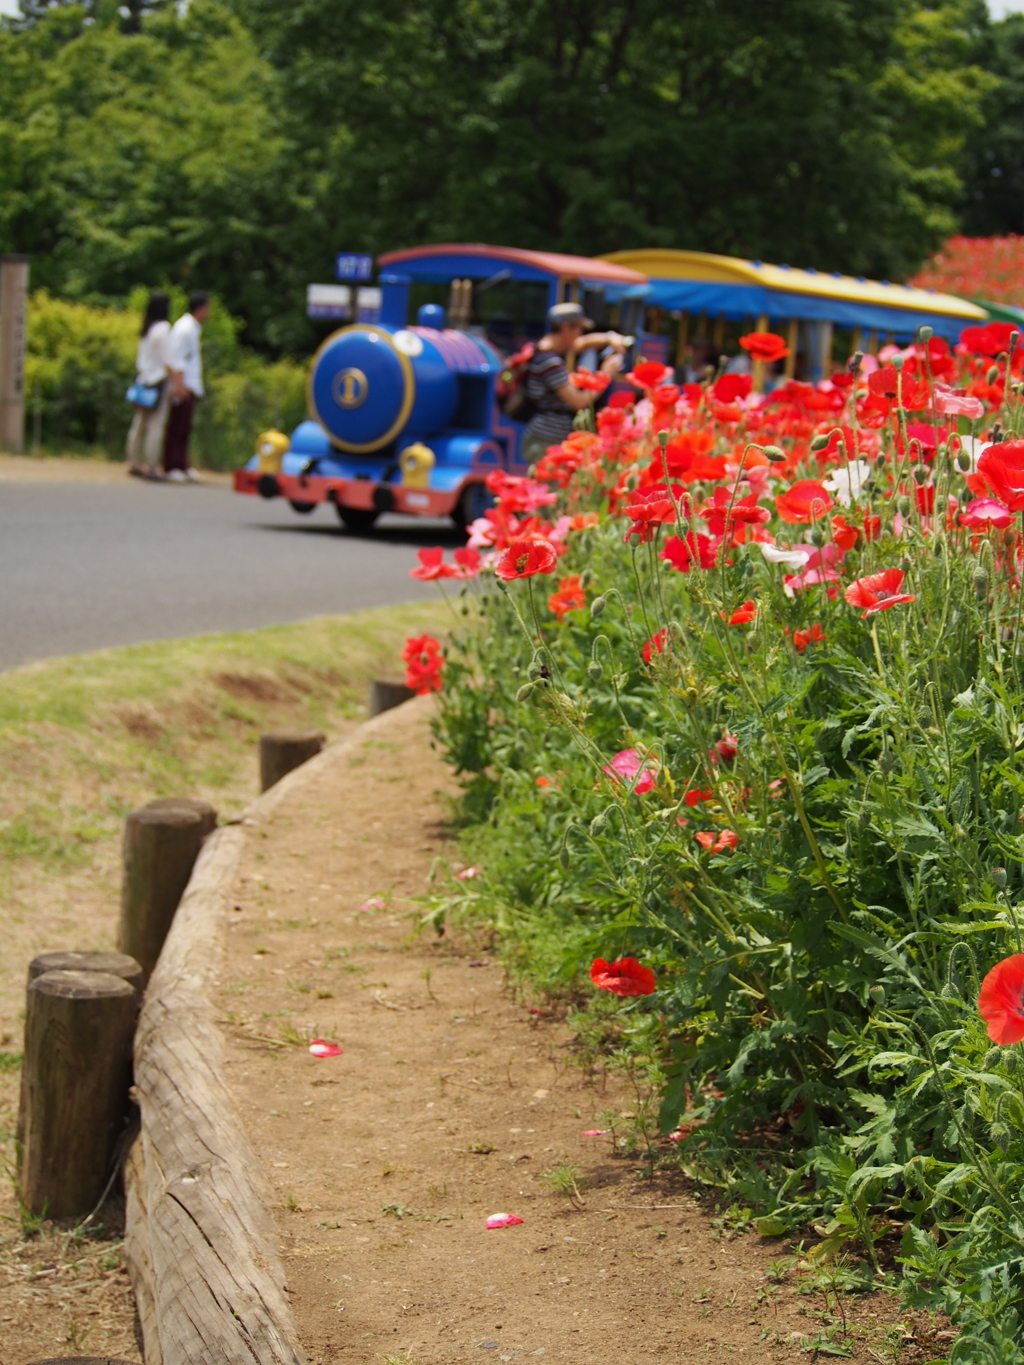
[126,291,175,478]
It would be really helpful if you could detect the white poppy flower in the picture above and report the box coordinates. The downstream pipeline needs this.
[822,460,873,506]
[759,543,812,568]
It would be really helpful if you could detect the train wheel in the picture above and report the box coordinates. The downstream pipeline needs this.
[289,500,317,514]
[452,481,493,533]
[335,505,380,533]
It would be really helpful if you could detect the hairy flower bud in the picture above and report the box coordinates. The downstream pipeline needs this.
[919,325,933,343]
[1004,1049,1020,1075]
[515,682,536,703]
[974,568,990,598]
[558,844,571,871]
[913,465,928,485]
[657,429,669,449]
[956,451,972,473]
[868,984,885,1006]
[809,433,830,452]
[1013,330,1021,350]
[589,809,611,838]
[985,1046,1003,1070]
[763,445,787,463]
[892,354,905,372]
[993,866,1008,889]
[810,527,826,546]
[849,351,863,374]
[988,365,1000,385]
[990,1120,1012,1150]
[587,659,603,682]
[898,496,912,517]
[590,595,607,618]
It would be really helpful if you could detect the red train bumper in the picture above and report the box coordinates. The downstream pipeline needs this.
[233,468,461,518]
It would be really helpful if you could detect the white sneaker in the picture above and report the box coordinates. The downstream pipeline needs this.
[166,469,187,483]
[184,468,203,483]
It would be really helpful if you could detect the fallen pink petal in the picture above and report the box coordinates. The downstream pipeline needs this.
[359,897,386,912]
[309,1039,343,1058]
[485,1212,524,1229]
[582,1129,608,1137]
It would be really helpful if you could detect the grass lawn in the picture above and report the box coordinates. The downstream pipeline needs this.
[0,598,447,1050]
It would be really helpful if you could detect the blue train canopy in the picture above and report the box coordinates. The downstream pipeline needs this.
[600,249,988,341]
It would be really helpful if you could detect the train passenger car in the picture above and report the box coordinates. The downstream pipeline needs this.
[234,244,648,531]
[600,248,989,388]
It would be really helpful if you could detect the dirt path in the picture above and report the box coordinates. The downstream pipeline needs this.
[217,700,947,1365]
[0,453,231,485]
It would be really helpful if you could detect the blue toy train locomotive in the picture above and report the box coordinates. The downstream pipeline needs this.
[233,245,649,530]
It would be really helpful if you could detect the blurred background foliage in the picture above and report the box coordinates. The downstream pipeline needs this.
[2,0,1024,462]
[0,0,1017,357]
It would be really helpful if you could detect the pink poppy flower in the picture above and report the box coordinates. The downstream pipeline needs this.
[486,1212,524,1229]
[309,1039,343,1058]
[603,747,657,794]
[961,497,1014,530]
[409,546,460,581]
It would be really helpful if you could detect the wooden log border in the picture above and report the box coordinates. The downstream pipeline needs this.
[125,700,426,1365]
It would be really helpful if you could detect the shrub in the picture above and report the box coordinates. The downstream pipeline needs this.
[414,333,1024,1358]
[22,287,307,469]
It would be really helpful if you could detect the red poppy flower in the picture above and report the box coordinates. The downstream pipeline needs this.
[793,623,826,653]
[570,369,612,392]
[403,634,444,695]
[548,573,587,621]
[661,531,719,573]
[453,546,482,577]
[723,600,757,626]
[624,485,685,541]
[960,322,1016,358]
[603,748,657,794]
[643,628,668,664]
[775,480,833,524]
[495,535,559,581]
[590,956,657,997]
[651,384,681,410]
[979,954,1024,1044]
[844,568,916,616]
[712,373,753,404]
[410,546,461,581]
[977,441,1024,512]
[713,733,739,762]
[607,390,636,409]
[700,485,770,538]
[739,331,789,363]
[961,497,1014,530]
[684,787,713,806]
[627,361,674,390]
[695,829,739,854]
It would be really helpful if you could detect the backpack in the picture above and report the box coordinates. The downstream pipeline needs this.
[497,342,537,422]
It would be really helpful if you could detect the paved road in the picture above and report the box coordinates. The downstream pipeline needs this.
[0,479,461,670]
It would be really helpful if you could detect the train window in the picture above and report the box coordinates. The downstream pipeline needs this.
[451,375,490,430]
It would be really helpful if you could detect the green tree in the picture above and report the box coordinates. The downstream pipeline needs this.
[961,13,1024,233]
[233,0,994,282]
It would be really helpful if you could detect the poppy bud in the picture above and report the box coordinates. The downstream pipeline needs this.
[658,429,669,449]
[558,844,571,871]
[892,354,905,372]
[625,472,639,491]
[591,596,607,618]
[810,527,826,546]
[528,660,544,680]
[859,809,871,830]
[988,365,1000,385]
[590,808,611,837]
[461,603,470,616]
[973,568,989,598]
[954,823,967,840]
[868,984,885,1005]
[937,441,948,460]
[849,351,863,374]
[940,982,957,1000]
[1012,330,1020,349]
[516,682,536,703]
[918,326,932,343]
[993,866,1008,889]
[1004,1049,1020,1075]
[900,557,912,572]
[876,453,887,467]
[809,434,830,452]
[985,1046,1003,1070]
[763,445,787,462]
[588,660,603,682]
[898,496,912,517]
[990,1119,1012,1150]
[956,451,972,473]
[913,465,928,486]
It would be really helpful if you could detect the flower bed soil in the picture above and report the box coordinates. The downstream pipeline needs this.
[215,699,950,1364]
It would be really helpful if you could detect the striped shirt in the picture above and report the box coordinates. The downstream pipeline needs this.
[524,348,573,447]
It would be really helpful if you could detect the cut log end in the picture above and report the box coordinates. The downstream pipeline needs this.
[27,951,143,991]
[368,676,415,718]
[119,804,207,983]
[259,730,325,792]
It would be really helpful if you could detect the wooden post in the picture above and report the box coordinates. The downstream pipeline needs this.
[143,796,218,839]
[368,677,415,718]
[0,254,29,455]
[118,805,209,984]
[674,311,690,371]
[785,318,799,379]
[28,949,144,991]
[19,969,137,1218]
[259,729,325,792]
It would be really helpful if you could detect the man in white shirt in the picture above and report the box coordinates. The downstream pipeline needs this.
[163,290,211,483]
